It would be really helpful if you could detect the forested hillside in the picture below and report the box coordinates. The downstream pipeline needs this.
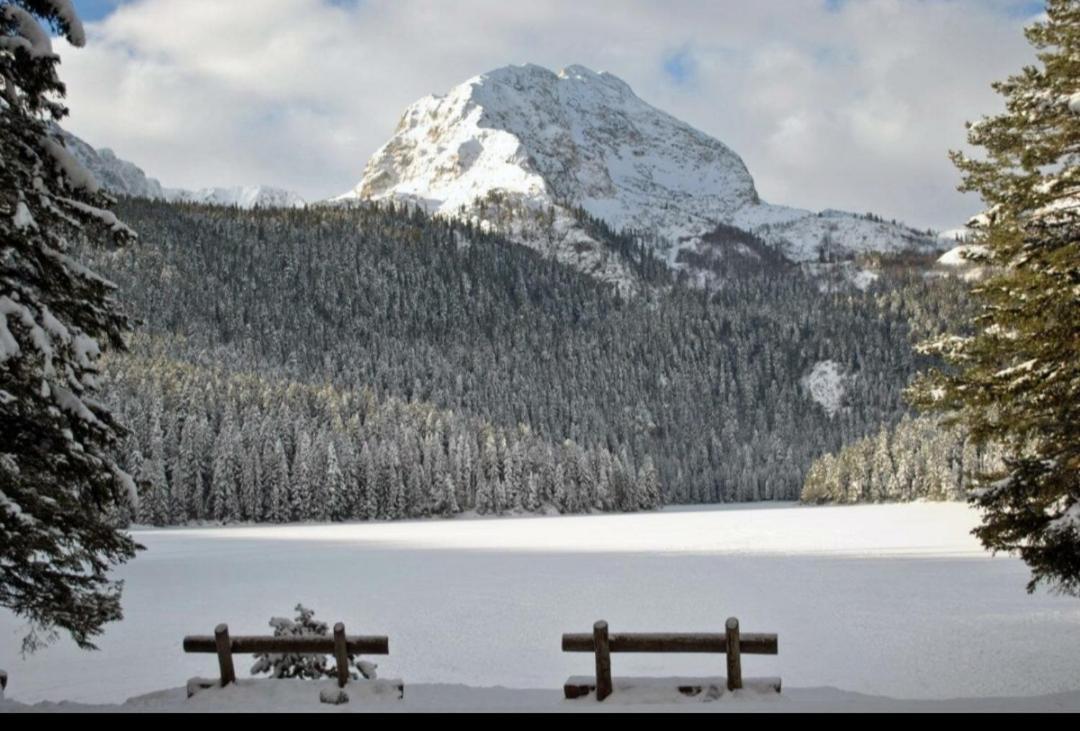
[91,199,959,524]
[800,414,1005,505]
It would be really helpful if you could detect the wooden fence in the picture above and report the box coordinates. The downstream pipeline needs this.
[183,622,390,690]
[561,618,779,701]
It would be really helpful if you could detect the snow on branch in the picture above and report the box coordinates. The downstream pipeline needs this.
[59,196,135,237]
[43,138,101,194]
[1,5,55,59]
[46,0,85,47]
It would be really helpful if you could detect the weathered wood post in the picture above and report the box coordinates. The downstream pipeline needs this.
[725,617,742,691]
[334,622,350,689]
[594,621,613,701]
[215,623,237,687]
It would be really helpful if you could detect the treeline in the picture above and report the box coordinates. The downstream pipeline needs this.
[568,205,674,285]
[800,414,1004,504]
[110,340,661,526]
[87,199,960,515]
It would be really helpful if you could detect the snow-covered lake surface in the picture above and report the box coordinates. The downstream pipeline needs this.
[2,503,1079,707]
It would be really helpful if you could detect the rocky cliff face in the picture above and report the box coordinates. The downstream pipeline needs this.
[60,129,306,210]
[58,128,167,200]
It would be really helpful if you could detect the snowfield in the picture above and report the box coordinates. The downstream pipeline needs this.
[801,361,850,417]
[2,503,1079,712]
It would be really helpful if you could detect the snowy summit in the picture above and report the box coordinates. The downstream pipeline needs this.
[337,63,941,286]
[58,128,307,210]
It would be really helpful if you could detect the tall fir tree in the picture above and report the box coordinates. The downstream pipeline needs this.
[267,437,290,524]
[0,0,140,650]
[359,442,378,521]
[910,0,1080,594]
[326,442,347,522]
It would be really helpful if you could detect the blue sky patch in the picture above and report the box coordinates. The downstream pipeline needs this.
[662,47,697,86]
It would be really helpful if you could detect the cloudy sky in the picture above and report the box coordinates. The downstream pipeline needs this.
[61,0,1045,231]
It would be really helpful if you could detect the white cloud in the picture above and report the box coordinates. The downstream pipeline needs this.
[57,0,1038,230]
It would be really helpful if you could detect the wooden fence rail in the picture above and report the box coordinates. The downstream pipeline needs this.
[183,623,391,690]
[561,618,779,701]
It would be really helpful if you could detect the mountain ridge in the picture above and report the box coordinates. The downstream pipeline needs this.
[57,127,307,210]
[337,63,943,287]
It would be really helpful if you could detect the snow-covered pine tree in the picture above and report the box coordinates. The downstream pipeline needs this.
[524,472,542,513]
[139,405,170,526]
[910,0,1080,595]
[267,437,290,524]
[251,604,376,682]
[291,430,314,521]
[639,455,662,510]
[326,442,347,522]
[241,445,261,523]
[358,441,378,521]
[210,418,240,522]
[174,417,199,522]
[552,461,569,514]
[435,472,460,517]
[0,0,139,650]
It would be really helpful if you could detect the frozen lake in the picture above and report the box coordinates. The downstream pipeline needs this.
[2,503,1079,705]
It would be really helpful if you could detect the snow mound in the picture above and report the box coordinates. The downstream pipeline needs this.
[937,244,988,267]
[935,244,991,282]
[801,361,849,417]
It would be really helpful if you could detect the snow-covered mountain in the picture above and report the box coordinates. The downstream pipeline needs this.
[165,186,307,209]
[337,64,942,287]
[59,129,306,210]
[57,128,168,200]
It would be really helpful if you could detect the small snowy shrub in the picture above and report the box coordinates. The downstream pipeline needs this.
[250,605,377,681]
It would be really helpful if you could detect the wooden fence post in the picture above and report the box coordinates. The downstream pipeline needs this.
[334,623,350,689]
[725,617,742,691]
[215,624,237,687]
[594,621,613,702]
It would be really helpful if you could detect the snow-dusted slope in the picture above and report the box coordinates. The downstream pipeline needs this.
[58,128,167,200]
[166,186,307,209]
[59,129,306,210]
[338,64,942,286]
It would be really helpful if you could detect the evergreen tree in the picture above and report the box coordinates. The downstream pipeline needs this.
[140,405,170,526]
[359,442,378,521]
[326,442,347,522]
[210,423,238,522]
[291,430,314,522]
[435,473,460,517]
[0,1,139,650]
[241,447,261,522]
[911,1,1080,595]
[176,417,202,522]
[639,456,662,510]
[267,437,290,524]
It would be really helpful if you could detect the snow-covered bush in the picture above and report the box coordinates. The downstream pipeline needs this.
[250,605,377,681]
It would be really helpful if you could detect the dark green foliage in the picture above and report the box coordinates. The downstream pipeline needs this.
[910,0,1080,595]
[1,1,139,651]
